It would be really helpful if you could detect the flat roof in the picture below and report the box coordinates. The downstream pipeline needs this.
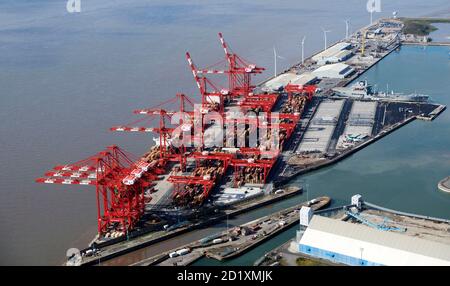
[263,73,299,90]
[313,63,350,72]
[333,49,353,59]
[302,215,450,263]
[291,73,317,86]
[312,63,354,79]
[312,42,351,61]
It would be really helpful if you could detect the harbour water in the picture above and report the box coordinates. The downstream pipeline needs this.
[0,0,449,265]
[193,44,450,266]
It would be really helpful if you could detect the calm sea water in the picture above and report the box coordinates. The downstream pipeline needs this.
[0,0,449,265]
[193,44,450,266]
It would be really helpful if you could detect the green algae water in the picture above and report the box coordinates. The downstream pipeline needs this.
[193,45,450,266]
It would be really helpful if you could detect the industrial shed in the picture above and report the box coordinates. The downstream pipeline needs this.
[312,63,354,79]
[263,72,299,91]
[291,73,318,86]
[297,215,450,266]
[312,42,352,64]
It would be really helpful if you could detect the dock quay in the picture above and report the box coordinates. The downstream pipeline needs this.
[268,17,447,188]
[132,196,330,266]
[257,196,450,266]
[275,100,445,187]
[58,17,447,266]
[403,41,450,46]
[76,186,302,266]
[417,104,447,121]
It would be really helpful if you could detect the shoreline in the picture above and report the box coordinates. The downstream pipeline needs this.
[76,18,446,266]
[79,187,302,266]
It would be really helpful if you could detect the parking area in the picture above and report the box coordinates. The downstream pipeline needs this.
[337,101,377,149]
[297,100,345,153]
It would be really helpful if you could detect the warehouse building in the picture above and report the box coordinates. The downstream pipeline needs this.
[297,215,450,266]
[312,42,352,65]
[263,72,299,91]
[317,50,354,65]
[263,72,318,91]
[312,63,354,79]
[291,73,318,86]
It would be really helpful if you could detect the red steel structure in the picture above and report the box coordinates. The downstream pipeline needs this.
[217,32,265,96]
[36,32,319,235]
[186,52,230,114]
[110,94,196,170]
[36,145,153,235]
[230,158,276,186]
[168,151,233,205]
[284,83,317,101]
[237,93,279,112]
[186,32,267,114]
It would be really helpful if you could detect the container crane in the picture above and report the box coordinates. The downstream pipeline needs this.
[218,32,265,96]
[36,145,154,236]
[168,151,233,207]
[186,52,230,114]
[284,83,317,101]
[111,94,196,170]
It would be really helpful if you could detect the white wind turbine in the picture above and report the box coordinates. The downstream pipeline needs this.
[301,36,306,64]
[273,46,285,77]
[321,27,331,50]
[345,19,350,39]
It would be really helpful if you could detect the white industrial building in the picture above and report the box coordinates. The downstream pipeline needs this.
[312,63,354,79]
[263,72,298,91]
[290,73,318,86]
[312,42,352,65]
[297,215,450,266]
[263,72,317,91]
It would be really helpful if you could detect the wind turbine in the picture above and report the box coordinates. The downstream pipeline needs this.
[273,46,285,77]
[345,19,350,39]
[321,27,331,50]
[301,36,306,64]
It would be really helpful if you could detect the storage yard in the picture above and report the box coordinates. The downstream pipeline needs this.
[336,101,377,149]
[297,100,345,153]
[258,195,450,266]
[35,17,448,266]
[131,196,330,266]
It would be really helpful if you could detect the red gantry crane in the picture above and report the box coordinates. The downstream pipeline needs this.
[36,145,154,236]
[110,94,196,171]
[186,52,231,114]
[284,83,317,102]
[168,151,233,206]
[217,32,265,96]
[36,32,316,235]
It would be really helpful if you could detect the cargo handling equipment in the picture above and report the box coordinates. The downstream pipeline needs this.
[36,33,317,238]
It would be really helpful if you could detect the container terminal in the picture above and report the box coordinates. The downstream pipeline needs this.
[256,194,450,266]
[35,17,448,266]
